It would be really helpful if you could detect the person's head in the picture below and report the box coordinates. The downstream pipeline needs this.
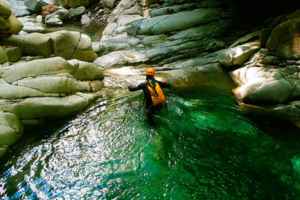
[146,68,155,80]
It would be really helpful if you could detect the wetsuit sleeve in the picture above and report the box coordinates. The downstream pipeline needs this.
[128,83,145,92]
[157,80,171,88]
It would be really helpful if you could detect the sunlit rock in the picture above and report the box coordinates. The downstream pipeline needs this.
[218,41,260,68]
[0,0,12,18]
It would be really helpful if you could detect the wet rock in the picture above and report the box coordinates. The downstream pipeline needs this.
[41,4,58,19]
[5,33,52,58]
[48,30,97,62]
[69,6,85,18]
[0,111,23,153]
[5,47,22,62]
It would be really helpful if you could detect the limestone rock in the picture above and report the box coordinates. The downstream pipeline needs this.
[101,0,116,9]
[0,111,23,146]
[5,33,52,58]
[0,94,96,119]
[48,30,97,62]
[127,9,220,35]
[1,57,76,83]
[25,0,52,13]
[45,14,63,26]
[5,47,22,62]
[0,46,8,64]
[69,60,104,80]
[17,76,91,93]
[267,18,300,60]
[218,41,260,68]
[45,6,70,21]
[69,6,85,17]
[229,62,300,104]
[0,0,12,19]
[4,14,23,35]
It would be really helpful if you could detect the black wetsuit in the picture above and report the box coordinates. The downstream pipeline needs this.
[128,80,171,127]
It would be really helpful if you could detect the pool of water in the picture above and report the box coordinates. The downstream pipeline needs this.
[1,74,300,199]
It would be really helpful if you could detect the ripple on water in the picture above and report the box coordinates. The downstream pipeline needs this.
[1,84,300,199]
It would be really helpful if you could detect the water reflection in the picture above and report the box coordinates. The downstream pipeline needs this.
[0,75,300,199]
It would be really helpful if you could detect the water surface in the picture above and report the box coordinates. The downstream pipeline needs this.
[1,74,300,199]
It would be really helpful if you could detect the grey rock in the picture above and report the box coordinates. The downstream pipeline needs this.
[24,0,52,13]
[69,6,85,18]
[81,14,91,26]
[45,15,63,27]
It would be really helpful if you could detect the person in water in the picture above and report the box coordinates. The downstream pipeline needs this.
[128,68,171,128]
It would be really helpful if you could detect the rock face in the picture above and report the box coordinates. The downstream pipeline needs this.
[0,57,104,158]
[24,0,52,13]
[94,0,300,129]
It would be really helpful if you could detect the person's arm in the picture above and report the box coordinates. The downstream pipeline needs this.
[157,80,171,88]
[128,83,145,92]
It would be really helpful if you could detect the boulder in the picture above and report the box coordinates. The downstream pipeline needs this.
[45,6,70,21]
[0,94,98,119]
[45,14,63,26]
[229,61,300,104]
[69,6,85,17]
[2,0,30,17]
[1,57,76,83]
[0,46,8,64]
[0,0,12,18]
[101,0,116,9]
[5,33,52,58]
[0,111,23,146]
[4,47,22,62]
[48,30,97,62]
[24,0,52,13]
[267,18,300,60]
[218,41,260,68]
[71,60,104,80]
[4,14,23,35]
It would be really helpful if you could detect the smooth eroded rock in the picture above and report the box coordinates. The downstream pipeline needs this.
[5,33,51,58]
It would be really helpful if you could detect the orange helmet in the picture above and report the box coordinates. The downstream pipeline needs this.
[146,68,155,76]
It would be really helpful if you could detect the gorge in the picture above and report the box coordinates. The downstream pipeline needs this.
[1,0,300,199]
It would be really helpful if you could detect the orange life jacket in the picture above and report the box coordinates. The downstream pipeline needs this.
[146,81,166,105]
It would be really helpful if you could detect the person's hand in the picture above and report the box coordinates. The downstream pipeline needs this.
[128,84,133,87]
[163,80,167,83]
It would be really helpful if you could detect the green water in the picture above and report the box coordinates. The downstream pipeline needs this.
[1,77,300,199]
